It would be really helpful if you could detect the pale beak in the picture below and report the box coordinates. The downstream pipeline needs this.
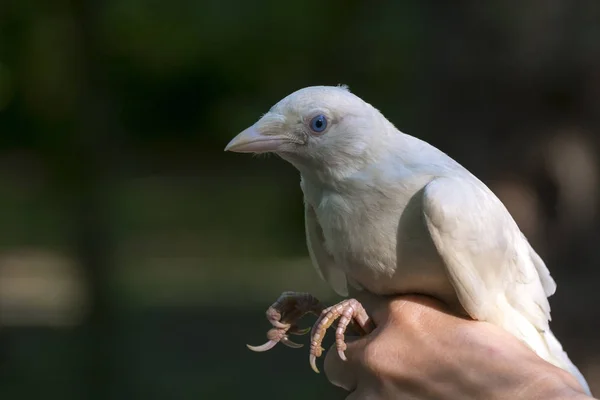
[224,126,293,153]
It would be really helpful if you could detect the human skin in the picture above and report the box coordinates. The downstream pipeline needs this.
[323,295,593,400]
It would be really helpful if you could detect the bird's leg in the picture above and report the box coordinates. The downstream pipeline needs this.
[247,291,326,352]
[309,298,374,373]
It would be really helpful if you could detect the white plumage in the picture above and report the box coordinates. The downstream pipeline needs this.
[225,85,590,394]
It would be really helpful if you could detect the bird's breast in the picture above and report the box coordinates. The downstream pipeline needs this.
[314,187,459,305]
[315,191,399,279]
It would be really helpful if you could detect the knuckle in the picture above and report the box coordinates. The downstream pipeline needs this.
[360,341,386,374]
[390,303,425,330]
[360,337,408,379]
[399,308,422,327]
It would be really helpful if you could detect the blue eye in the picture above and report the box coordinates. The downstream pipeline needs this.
[309,114,328,133]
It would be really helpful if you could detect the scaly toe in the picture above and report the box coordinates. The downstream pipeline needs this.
[248,292,327,358]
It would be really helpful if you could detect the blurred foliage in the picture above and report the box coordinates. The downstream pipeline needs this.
[1,0,600,399]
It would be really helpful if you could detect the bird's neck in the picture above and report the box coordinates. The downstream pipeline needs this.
[298,169,351,193]
[297,131,452,195]
[294,148,388,193]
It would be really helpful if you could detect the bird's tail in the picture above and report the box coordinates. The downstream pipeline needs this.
[499,302,591,396]
[543,329,591,395]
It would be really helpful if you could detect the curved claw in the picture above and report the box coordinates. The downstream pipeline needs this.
[246,340,278,352]
[281,337,303,349]
[289,326,311,336]
[269,320,290,329]
[338,349,347,361]
[309,354,319,373]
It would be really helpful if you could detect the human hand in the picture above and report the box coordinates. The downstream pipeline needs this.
[324,295,592,400]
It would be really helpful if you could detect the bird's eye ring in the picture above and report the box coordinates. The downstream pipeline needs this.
[309,114,328,133]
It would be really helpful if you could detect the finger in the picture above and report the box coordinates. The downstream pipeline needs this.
[387,294,447,313]
[324,336,363,391]
[351,291,387,322]
[345,392,361,400]
[345,387,379,400]
[350,292,437,324]
[372,294,451,327]
[352,292,416,328]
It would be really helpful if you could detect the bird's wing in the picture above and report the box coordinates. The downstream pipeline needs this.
[305,203,348,296]
[422,176,551,331]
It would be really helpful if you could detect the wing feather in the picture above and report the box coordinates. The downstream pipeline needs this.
[422,177,551,331]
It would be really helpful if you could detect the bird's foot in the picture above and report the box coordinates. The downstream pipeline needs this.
[247,291,325,353]
[309,298,374,373]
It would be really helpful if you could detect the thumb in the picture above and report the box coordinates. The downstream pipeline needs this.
[323,335,365,391]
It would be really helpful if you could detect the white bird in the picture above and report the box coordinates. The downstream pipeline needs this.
[225,85,590,394]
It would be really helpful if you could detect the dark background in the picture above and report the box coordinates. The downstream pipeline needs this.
[1,0,599,398]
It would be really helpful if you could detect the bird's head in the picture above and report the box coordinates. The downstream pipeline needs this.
[225,85,393,180]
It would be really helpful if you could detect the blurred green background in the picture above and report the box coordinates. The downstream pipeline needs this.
[1,0,600,398]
